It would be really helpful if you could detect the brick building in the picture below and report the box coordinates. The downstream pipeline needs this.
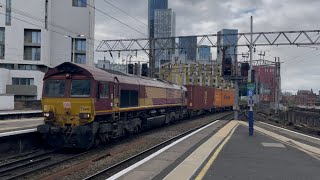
[295,89,317,106]
[253,65,276,102]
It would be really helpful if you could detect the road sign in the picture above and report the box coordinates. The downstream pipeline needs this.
[248,90,253,96]
[247,83,255,91]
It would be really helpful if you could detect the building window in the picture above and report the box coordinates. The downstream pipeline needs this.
[0,64,14,69]
[74,54,86,64]
[12,78,34,85]
[5,0,11,26]
[24,47,41,61]
[24,30,41,44]
[75,39,86,51]
[18,64,38,70]
[24,29,41,61]
[73,0,87,7]
[0,27,4,59]
[72,38,86,64]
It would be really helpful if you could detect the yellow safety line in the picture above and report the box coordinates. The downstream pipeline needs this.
[195,124,239,180]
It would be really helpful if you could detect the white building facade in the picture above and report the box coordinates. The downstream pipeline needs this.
[0,0,95,101]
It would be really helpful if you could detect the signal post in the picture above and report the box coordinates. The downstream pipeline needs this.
[248,16,254,136]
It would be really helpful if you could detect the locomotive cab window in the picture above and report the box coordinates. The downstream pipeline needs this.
[45,79,66,97]
[71,80,91,97]
[98,82,109,98]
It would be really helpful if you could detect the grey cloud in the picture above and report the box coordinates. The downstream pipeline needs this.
[94,0,320,93]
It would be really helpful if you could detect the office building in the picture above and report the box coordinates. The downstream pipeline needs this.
[179,36,197,62]
[217,29,238,62]
[148,0,168,38]
[198,45,212,61]
[0,0,95,101]
[154,8,176,75]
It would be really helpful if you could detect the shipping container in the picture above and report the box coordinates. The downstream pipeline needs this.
[186,85,215,110]
[221,89,235,107]
[214,88,223,107]
[213,88,235,109]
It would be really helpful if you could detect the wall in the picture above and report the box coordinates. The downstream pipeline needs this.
[278,108,320,129]
[0,0,95,67]
[9,70,45,100]
[0,68,44,100]
[49,0,95,66]
[0,94,14,110]
[0,0,50,66]
[0,68,9,94]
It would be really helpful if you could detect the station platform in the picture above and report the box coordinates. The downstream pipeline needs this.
[0,110,42,116]
[0,117,43,137]
[107,120,320,180]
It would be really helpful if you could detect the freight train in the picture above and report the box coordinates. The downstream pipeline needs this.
[37,62,234,149]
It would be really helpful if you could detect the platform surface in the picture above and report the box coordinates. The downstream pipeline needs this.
[0,110,42,115]
[0,118,43,135]
[108,120,320,180]
[201,125,320,180]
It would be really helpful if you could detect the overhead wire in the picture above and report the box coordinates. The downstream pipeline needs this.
[80,0,147,37]
[280,33,320,63]
[102,0,148,27]
[284,52,320,66]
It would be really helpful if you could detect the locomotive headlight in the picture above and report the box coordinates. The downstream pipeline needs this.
[43,112,53,118]
[79,113,91,119]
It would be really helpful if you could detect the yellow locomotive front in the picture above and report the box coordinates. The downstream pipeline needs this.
[38,66,98,149]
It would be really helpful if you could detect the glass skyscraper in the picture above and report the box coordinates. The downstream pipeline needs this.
[148,0,168,38]
[179,36,197,61]
[198,45,212,60]
[217,29,238,62]
[154,8,176,72]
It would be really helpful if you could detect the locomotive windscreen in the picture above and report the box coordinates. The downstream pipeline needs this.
[44,79,66,97]
[70,80,91,97]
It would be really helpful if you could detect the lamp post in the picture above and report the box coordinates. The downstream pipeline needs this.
[65,34,85,63]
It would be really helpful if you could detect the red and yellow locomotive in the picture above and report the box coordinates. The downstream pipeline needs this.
[38,62,234,149]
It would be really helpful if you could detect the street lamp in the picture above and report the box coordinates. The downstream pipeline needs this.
[64,34,85,63]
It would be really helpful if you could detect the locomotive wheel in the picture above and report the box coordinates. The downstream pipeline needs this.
[134,125,141,134]
[165,114,171,125]
[86,133,101,150]
[94,135,101,147]
[170,112,176,123]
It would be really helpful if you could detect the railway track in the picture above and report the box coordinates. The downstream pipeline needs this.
[0,149,91,180]
[84,112,235,180]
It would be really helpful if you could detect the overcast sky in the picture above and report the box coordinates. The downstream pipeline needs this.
[94,0,320,94]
